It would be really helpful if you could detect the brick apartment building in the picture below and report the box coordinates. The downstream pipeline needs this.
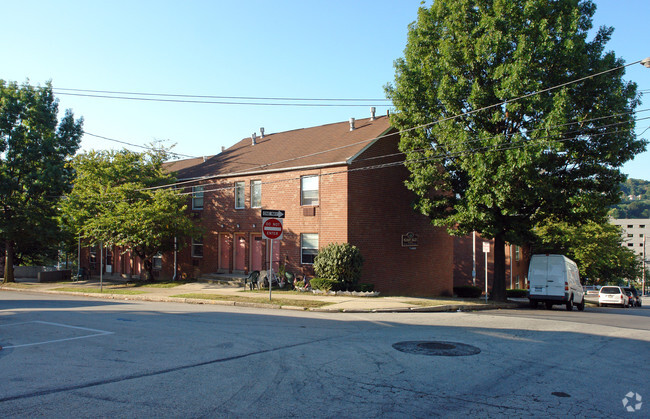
[82,112,531,297]
[158,112,454,296]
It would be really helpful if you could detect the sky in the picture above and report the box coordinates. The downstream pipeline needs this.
[2,0,649,180]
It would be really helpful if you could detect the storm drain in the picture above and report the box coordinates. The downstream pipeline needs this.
[392,341,481,357]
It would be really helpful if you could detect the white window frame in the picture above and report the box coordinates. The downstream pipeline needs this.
[235,181,245,209]
[192,186,204,210]
[251,180,262,208]
[192,238,204,258]
[300,175,319,206]
[301,233,318,265]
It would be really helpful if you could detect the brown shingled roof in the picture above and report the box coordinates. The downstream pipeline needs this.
[166,115,392,180]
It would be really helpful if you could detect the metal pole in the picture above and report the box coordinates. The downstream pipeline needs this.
[269,239,273,301]
[485,249,488,303]
[100,242,103,292]
[641,234,645,296]
[472,232,476,286]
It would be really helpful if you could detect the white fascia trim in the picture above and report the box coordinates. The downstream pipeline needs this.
[175,161,349,183]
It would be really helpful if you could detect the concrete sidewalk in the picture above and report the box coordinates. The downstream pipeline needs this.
[0,278,526,313]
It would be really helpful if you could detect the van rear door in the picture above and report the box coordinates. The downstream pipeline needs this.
[545,256,566,297]
[529,256,549,296]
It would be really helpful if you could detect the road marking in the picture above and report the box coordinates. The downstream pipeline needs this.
[0,320,113,349]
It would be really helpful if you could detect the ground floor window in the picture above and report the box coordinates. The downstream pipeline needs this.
[301,233,318,264]
[192,238,204,258]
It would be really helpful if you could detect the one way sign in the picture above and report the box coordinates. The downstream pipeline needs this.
[261,209,285,218]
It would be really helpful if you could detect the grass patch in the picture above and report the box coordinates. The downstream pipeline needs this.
[52,287,147,295]
[171,293,332,308]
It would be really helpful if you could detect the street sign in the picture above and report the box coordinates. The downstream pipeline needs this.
[262,218,283,240]
[483,242,490,253]
[261,209,285,218]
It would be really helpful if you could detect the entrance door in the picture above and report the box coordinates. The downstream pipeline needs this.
[219,234,232,273]
[234,234,246,272]
[251,234,263,271]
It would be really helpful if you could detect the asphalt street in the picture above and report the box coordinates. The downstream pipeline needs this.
[1,290,648,418]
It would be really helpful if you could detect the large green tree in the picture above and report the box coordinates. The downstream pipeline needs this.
[533,218,642,284]
[1,80,83,283]
[62,148,200,280]
[386,0,646,300]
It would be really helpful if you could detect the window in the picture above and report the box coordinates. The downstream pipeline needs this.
[192,238,204,258]
[640,234,644,238]
[192,186,204,210]
[640,225,646,228]
[301,175,319,206]
[514,245,521,261]
[628,243,634,247]
[628,233,634,238]
[628,225,633,228]
[301,233,318,264]
[235,181,245,209]
[251,180,262,208]
[153,252,162,270]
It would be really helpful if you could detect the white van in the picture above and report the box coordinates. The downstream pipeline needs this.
[528,254,585,311]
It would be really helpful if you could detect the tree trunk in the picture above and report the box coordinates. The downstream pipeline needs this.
[4,240,15,283]
[491,233,507,302]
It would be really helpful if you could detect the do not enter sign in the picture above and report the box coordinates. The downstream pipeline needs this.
[262,218,283,240]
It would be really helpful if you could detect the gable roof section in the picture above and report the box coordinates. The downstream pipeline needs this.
[166,115,392,180]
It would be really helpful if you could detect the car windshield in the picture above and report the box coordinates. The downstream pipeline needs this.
[600,287,620,294]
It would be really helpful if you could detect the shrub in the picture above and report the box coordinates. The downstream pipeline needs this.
[354,283,375,292]
[453,285,482,299]
[506,289,528,298]
[313,243,363,290]
[309,278,342,292]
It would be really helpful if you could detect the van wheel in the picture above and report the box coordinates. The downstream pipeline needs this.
[566,298,573,311]
[545,302,553,310]
[529,300,538,309]
[577,299,585,311]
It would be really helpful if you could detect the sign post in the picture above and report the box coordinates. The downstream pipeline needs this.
[261,210,285,300]
[483,242,490,303]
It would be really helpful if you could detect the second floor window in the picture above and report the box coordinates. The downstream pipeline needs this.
[235,181,245,209]
[301,175,319,206]
[192,186,204,210]
[251,180,262,208]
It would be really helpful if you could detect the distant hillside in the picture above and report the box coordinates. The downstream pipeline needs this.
[609,178,650,218]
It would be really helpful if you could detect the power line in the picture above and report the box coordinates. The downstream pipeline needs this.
[53,87,391,102]
[53,92,392,107]
[83,132,198,159]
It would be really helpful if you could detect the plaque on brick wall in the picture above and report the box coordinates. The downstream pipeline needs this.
[402,232,419,247]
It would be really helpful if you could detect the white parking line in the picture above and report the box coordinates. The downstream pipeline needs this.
[0,320,113,349]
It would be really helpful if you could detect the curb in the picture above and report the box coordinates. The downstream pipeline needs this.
[0,286,526,313]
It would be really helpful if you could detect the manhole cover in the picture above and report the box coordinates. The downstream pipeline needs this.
[392,341,481,357]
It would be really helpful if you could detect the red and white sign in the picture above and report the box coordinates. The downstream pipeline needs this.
[262,218,283,240]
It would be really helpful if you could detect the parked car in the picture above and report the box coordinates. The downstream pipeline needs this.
[598,286,629,308]
[583,285,601,295]
[528,254,585,311]
[622,287,642,307]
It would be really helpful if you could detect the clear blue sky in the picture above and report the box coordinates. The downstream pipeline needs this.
[2,0,649,180]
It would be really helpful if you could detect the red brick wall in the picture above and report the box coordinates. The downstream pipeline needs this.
[454,235,531,293]
[348,132,454,296]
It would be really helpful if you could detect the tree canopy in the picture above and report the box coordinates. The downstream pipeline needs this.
[1,80,83,282]
[62,148,200,280]
[533,218,642,285]
[385,0,647,300]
